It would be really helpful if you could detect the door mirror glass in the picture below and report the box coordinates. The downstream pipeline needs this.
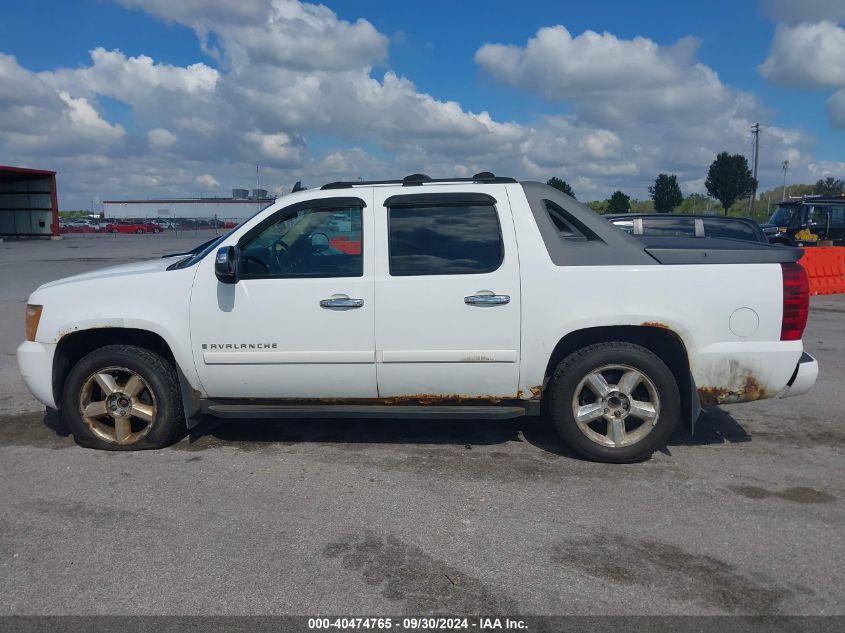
[214,245,239,284]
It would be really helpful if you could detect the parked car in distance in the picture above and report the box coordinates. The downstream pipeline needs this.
[60,219,101,233]
[156,220,180,230]
[18,173,816,463]
[605,214,768,243]
[104,221,161,234]
[761,196,845,246]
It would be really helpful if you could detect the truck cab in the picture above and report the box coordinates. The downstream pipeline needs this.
[763,197,845,246]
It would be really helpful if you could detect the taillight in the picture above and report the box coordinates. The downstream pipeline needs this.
[781,262,809,341]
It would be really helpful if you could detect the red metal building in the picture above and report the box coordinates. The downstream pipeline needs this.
[0,165,59,237]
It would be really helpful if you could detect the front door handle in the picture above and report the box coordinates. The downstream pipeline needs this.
[320,295,364,308]
[464,293,510,306]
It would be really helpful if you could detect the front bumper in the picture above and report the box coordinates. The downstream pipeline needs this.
[780,352,819,399]
[16,341,57,409]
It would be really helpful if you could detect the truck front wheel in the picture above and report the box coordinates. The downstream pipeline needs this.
[60,344,185,450]
[546,342,679,463]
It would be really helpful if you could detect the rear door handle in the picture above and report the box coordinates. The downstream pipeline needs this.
[320,296,364,308]
[464,294,510,306]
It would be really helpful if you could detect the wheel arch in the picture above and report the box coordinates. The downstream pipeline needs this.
[53,328,177,407]
[542,325,699,431]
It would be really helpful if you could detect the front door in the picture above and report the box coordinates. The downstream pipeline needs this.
[189,194,377,399]
[372,187,521,399]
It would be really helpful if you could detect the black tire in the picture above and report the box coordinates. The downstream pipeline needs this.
[546,342,680,463]
[136,228,144,234]
[60,344,185,450]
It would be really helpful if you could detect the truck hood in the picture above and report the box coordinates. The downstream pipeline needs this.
[37,258,178,290]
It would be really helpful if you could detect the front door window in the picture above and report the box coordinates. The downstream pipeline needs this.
[240,206,362,278]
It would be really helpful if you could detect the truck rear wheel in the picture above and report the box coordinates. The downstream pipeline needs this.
[60,344,185,450]
[546,342,679,463]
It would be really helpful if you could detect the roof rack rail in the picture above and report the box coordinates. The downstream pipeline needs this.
[320,172,517,190]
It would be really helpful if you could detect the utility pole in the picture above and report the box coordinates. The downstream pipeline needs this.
[782,160,789,200]
[256,165,261,213]
[749,123,760,216]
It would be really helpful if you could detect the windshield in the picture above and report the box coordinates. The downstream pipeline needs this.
[769,205,794,225]
[165,206,269,269]
[167,231,234,270]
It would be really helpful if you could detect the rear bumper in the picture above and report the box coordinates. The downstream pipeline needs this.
[16,341,57,409]
[780,352,818,399]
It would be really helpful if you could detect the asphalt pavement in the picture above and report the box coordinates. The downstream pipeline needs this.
[0,233,843,616]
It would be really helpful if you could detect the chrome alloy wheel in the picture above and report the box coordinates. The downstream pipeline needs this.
[78,366,157,445]
[571,364,660,448]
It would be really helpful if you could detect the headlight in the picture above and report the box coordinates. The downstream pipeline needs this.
[25,304,43,341]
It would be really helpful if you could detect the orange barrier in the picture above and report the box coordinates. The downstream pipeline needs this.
[799,246,845,295]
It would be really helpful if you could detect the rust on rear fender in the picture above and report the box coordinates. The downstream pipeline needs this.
[697,373,769,406]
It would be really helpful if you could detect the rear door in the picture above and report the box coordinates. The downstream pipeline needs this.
[372,187,521,399]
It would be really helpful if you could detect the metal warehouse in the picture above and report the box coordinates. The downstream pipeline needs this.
[103,192,276,221]
[0,165,59,237]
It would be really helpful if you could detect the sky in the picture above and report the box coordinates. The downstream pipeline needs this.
[1,0,845,209]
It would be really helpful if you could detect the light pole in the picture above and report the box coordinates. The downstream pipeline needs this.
[782,160,789,200]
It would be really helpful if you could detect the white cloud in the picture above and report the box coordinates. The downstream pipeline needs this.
[759,15,845,128]
[245,130,305,165]
[475,26,745,127]
[759,21,845,88]
[195,173,220,189]
[762,0,845,24]
[116,0,388,71]
[57,91,125,140]
[0,1,835,208]
[148,128,176,149]
[828,89,845,127]
[0,53,125,156]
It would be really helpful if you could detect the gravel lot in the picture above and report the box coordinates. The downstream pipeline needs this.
[0,233,843,616]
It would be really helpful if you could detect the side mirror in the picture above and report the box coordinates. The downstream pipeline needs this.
[310,232,330,253]
[215,246,240,284]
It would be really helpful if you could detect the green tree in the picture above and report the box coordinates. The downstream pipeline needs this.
[546,177,575,198]
[815,177,845,197]
[586,200,608,213]
[607,190,631,214]
[648,174,683,213]
[705,152,757,216]
[677,193,710,214]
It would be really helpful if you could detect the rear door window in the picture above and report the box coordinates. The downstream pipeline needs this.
[387,205,503,276]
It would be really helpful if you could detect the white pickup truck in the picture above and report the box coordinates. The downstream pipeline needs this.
[17,173,818,462]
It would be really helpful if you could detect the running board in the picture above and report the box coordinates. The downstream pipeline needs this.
[202,403,532,420]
